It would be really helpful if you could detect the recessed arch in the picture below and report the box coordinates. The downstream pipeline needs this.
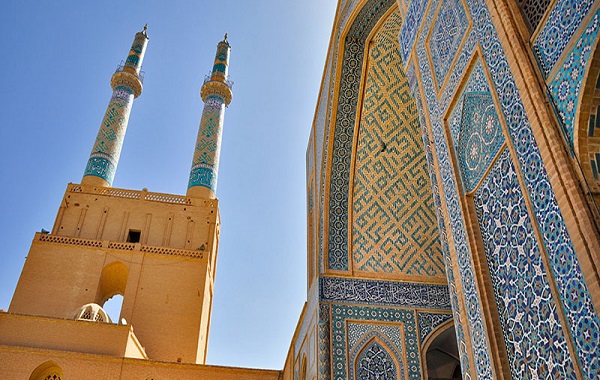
[96,261,128,305]
[421,323,461,380]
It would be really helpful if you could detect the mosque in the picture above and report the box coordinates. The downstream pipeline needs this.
[1,0,600,379]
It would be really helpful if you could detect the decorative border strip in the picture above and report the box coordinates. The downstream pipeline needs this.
[35,233,204,259]
[327,0,397,271]
[319,276,451,309]
[69,184,194,205]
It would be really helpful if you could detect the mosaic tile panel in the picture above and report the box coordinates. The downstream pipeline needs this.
[468,0,600,376]
[399,0,428,62]
[533,0,595,76]
[348,324,404,380]
[188,95,225,192]
[448,61,505,193]
[415,0,494,375]
[417,312,453,344]
[474,149,576,379]
[330,305,420,380]
[352,10,444,277]
[84,85,134,185]
[327,0,396,271]
[319,276,451,309]
[407,62,472,376]
[548,9,600,148]
[427,0,469,89]
[407,0,600,374]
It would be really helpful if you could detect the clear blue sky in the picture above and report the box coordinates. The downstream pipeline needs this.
[0,0,336,370]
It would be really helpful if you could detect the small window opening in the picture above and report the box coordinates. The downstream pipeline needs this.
[103,294,124,323]
[127,230,141,243]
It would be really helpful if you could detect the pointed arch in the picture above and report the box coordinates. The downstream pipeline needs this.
[350,330,404,380]
[96,261,128,305]
[421,322,461,380]
[29,361,63,380]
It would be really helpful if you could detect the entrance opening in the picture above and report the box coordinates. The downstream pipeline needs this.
[426,326,461,380]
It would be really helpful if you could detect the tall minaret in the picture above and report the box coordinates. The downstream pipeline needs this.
[187,34,233,199]
[82,25,149,187]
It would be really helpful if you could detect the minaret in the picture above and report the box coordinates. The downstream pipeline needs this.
[82,25,149,187]
[187,34,233,199]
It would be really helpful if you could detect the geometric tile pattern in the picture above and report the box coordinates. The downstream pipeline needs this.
[352,11,444,277]
[409,69,472,375]
[427,0,468,89]
[473,149,577,379]
[330,305,420,380]
[348,323,404,380]
[327,0,396,271]
[448,61,505,193]
[84,85,134,185]
[410,0,600,375]
[416,1,494,376]
[533,0,595,76]
[417,312,453,344]
[548,8,600,148]
[319,276,451,309]
[188,95,225,192]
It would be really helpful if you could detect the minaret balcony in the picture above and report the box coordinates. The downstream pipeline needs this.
[203,73,234,89]
[116,61,145,84]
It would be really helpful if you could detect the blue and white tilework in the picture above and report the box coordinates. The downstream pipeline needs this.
[330,305,420,380]
[448,60,505,192]
[348,323,404,380]
[399,0,429,62]
[474,148,577,379]
[413,0,494,376]
[533,0,596,77]
[417,312,453,344]
[408,60,472,376]
[427,0,469,89]
[319,276,451,309]
[548,8,600,147]
[470,0,600,377]
[406,0,600,374]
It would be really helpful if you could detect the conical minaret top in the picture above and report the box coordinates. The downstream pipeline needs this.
[187,34,233,199]
[82,25,149,187]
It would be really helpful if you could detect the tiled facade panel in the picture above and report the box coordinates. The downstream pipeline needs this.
[352,11,444,278]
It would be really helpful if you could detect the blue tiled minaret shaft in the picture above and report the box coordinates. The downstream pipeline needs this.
[82,26,149,187]
[187,35,233,199]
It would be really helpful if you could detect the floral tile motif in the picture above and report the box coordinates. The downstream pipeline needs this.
[448,61,505,192]
[548,9,600,148]
[474,148,576,379]
[533,0,595,76]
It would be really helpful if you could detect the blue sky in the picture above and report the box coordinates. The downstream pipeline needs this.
[0,0,337,369]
